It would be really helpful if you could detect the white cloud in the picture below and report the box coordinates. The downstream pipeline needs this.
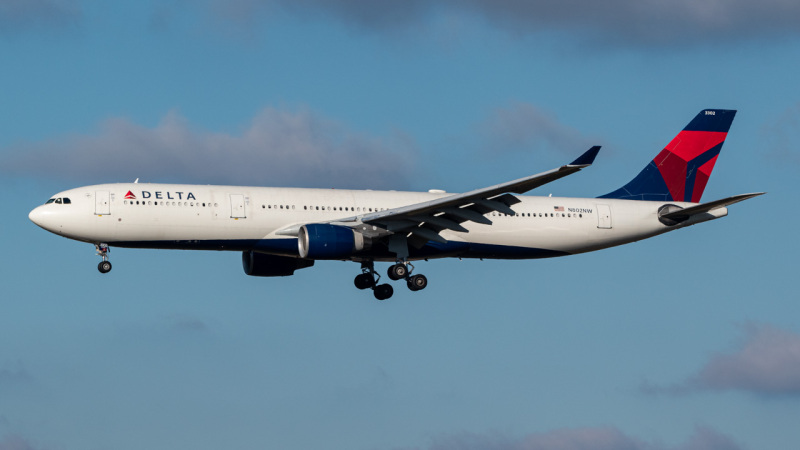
[0,0,81,33]
[206,0,800,46]
[763,103,800,167]
[0,434,40,450]
[480,103,596,156]
[687,323,800,395]
[643,323,800,396]
[0,364,33,386]
[423,425,742,450]
[1,107,416,189]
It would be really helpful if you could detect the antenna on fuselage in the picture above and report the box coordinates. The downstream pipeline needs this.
[134,178,139,183]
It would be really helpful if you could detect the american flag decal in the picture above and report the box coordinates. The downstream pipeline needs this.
[554,206,564,212]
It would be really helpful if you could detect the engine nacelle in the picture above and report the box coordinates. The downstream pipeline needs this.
[242,251,314,277]
[298,224,369,259]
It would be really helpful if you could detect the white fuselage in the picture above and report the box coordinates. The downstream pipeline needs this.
[28,183,726,261]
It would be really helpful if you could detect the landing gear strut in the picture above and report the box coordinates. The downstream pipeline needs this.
[353,260,428,300]
[96,243,112,274]
[354,261,394,300]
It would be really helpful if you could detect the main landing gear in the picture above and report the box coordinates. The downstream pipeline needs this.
[96,243,112,274]
[354,260,427,300]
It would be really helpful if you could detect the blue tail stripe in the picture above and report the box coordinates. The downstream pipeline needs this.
[598,162,672,201]
[683,109,736,132]
[682,144,722,202]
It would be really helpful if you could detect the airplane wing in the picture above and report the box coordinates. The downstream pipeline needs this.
[350,146,601,245]
[659,192,765,223]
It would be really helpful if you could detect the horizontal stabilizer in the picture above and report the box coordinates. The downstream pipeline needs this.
[659,192,765,223]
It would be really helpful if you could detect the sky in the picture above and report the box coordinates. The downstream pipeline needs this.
[2,1,800,449]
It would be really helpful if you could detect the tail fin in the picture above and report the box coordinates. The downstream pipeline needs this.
[599,109,736,202]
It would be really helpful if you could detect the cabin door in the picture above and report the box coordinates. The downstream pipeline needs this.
[596,204,612,229]
[230,194,246,218]
[95,191,110,215]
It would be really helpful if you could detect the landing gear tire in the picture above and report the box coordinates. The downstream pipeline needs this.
[354,273,374,290]
[407,274,427,291]
[374,283,394,300]
[387,263,408,281]
[98,261,112,274]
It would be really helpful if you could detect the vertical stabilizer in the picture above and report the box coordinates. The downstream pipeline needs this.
[599,109,736,202]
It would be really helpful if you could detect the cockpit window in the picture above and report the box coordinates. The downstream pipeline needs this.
[45,197,72,205]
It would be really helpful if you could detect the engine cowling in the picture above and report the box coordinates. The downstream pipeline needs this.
[298,224,369,259]
[242,251,314,277]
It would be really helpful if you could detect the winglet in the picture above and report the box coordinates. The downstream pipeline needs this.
[570,146,601,166]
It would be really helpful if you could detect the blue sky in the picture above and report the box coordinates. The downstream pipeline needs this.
[2,1,800,449]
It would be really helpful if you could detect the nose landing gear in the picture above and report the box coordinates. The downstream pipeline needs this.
[96,243,112,274]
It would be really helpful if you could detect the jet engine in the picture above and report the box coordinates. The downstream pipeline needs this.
[242,251,314,277]
[297,224,370,259]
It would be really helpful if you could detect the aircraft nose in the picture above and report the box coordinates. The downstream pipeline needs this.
[29,206,44,226]
[29,205,56,232]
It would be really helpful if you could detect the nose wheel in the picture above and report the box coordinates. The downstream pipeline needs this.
[96,243,112,274]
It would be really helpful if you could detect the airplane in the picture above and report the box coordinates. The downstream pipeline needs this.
[29,109,763,300]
